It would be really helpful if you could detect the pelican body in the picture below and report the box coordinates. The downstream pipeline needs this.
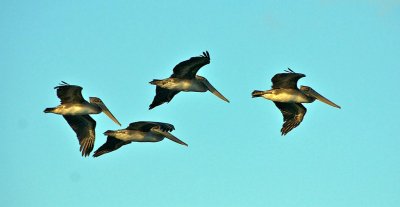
[48,100,101,115]
[44,82,121,156]
[258,88,311,103]
[252,68,341,135]
[103,130,165,142]
[149,51,229,109]
[93,121,188,157]
[150,76,208,92]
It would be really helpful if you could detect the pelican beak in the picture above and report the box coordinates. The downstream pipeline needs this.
[199,77,230,103]
[98,102,122,126]
[152,128,188,147]
[306,87,341,109]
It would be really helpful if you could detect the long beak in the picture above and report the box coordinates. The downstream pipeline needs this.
[97,102,122,126]
[152,128,188,147]
[200,78,230,103]
[308,89,341,109]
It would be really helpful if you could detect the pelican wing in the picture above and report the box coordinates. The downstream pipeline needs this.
[149,86,180,109]
[274,102,307,136]
[93,136,131,157]
[271,70,305,89]
[63,115,96,156]
[55,82,85,104]
[171,51,210,79]
[127,121,175,132]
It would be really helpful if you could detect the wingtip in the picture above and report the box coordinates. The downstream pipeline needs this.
[80,150,91,157]
[281,130,288,136]
[201,50,210,59]
[92,150,107,158]
[55,81,69,88]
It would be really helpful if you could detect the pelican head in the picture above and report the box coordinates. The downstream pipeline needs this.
[196,75,230,103]
[89,97,121,125]
[300,86,341,109]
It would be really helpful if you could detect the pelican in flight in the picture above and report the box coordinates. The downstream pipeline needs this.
[149,51,229,109]
[251,68,341,135]
[44,82,121,156]
[93,121,187,157]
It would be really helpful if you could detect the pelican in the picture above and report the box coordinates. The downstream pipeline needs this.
[93,121,187,157]
[149,51,229,109]
[251,68,341,135]
[44,82,121,156]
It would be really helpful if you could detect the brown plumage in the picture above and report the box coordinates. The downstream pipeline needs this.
[149,51,214,109]
[274,102,307,135]
[63,115,96,156]
[252,68,340,135]
[45,82,121,157]
[93,122,185,157]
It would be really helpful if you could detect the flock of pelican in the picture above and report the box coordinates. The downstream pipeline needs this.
[44,51,341,157]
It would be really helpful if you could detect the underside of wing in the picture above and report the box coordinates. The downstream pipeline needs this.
[271,69,305,89]
[171,51,210,79]
[274,102,307,136]
[127,121,175,132]
[93,136,131,157]
[55,82,85,104]
[63,115,96,156]
[149,86,180,109]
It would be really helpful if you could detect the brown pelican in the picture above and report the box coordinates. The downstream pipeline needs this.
[93,121,187,157]
[44,82,121,156]
[149,51,229,109]
[251,68,341,135]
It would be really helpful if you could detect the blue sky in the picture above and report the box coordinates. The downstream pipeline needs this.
[1,0,400,206]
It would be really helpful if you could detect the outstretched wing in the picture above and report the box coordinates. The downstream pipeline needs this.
[274,102,307,136]
[149,86,180,109]
[171,51,210,79]
[55,82,85,104]
[271,69,305,89]
[63,115,96,156]
[127,121,175,132]
[93,136,131,157]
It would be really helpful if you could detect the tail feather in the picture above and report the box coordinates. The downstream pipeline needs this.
[251,90,265,98]
[149,79,161,85]
[44,107,55,113]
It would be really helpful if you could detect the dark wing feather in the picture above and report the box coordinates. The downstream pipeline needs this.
[274,102,307,136]
[171,51,210,79]
[93,136,131,157]
[63,115,96,156]
[127,121,175,132]
[55,82,85,104]
[271,70,305,89]
[149,86,180,109]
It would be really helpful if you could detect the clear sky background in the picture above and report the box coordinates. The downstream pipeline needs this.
[1,0,400,206]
